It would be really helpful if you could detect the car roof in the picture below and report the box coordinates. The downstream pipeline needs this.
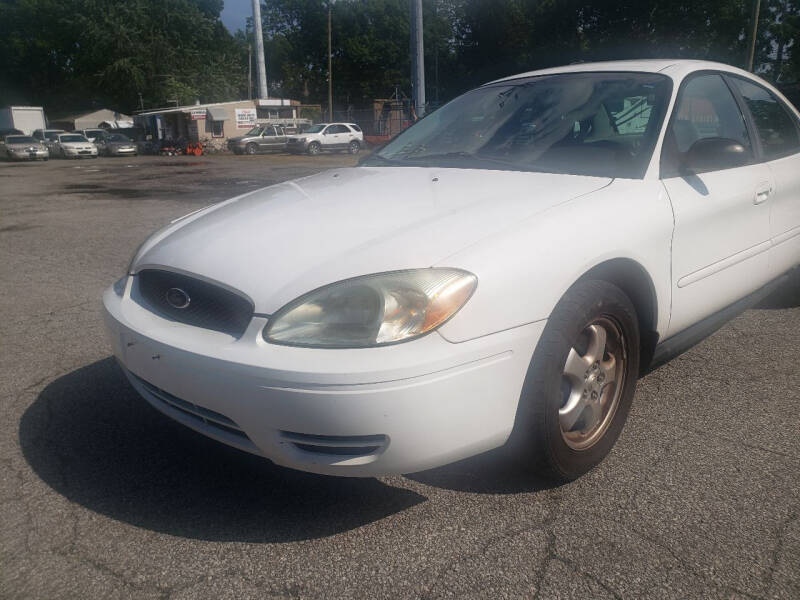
[490,59,753,84]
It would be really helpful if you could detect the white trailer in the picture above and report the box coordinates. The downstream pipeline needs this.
[0,106,47,135]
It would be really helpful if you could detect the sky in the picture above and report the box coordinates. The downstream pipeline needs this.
[220,0,251,33]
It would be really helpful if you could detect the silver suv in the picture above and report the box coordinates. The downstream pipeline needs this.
[228,125,287,155]
[287,123,364,155]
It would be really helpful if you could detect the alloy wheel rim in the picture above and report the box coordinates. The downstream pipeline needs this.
[559,316,626,450]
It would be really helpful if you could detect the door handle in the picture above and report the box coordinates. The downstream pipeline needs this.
[754,183,772,205]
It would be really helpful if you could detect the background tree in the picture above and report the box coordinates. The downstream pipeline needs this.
[2,0,800,115]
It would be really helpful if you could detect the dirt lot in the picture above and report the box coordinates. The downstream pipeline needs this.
[1,153,799,599]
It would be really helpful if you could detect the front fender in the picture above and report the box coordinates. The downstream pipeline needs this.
[436,180,673,342]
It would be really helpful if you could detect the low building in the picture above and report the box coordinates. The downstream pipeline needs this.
[49,108,132,131]
[133,98,308,145]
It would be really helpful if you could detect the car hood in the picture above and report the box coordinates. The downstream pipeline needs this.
[61,142,93,148]
[135,167,611,313]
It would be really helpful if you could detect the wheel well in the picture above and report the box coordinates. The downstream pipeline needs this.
[577,259,659,373]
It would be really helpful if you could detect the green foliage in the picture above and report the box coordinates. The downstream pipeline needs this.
[0,0,248,113]
[2,0,799,113]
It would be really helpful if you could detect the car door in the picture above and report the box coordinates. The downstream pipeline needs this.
[273,126,287,151]
[320,125,337,149]
[323,124,347,148]
[661,72,774,337]
[259,126,276,151]
[728,75,800,277]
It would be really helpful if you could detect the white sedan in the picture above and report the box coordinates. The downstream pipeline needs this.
[53,133,98,158]
[104,60,800,480]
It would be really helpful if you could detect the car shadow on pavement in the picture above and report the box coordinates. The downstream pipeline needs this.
[755,268,800,309]
[19,358,426,543]
[406,448,558,495]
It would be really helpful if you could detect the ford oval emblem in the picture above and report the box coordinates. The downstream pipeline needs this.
[165,287,191,309]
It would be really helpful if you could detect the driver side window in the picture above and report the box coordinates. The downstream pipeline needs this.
[661,74,751,177]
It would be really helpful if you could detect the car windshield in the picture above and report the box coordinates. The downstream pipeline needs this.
[44,132,61,141]
[245,126,264,136]
[60,134,88,143]
[6,136,36,144]
[304,124,326,134]
[365,72,672,178]
[107,134,131,142]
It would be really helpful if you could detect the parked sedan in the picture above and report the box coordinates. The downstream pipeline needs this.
[0,135,48,160]
[32,128,65,145]
[104,60,800,480]
[228,125,287,155]
[52,133,98,159]
[0,128,24,142]
[77,128,108,143]
[287,122,364,155]
[96,133,137,157]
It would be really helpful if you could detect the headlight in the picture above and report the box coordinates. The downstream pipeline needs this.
[263,269,477,348]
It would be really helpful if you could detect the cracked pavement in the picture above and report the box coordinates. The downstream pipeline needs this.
[1,154,799,599]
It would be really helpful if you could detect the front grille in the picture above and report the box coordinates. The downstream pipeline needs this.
[132,373,250,441]
[136,269,253,337]
[280,431,388,457]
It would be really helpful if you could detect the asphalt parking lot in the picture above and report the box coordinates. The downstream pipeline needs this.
[1,153,798,599]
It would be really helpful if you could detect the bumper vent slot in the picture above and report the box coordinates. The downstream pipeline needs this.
[133,374,250,441]
[136,269,253,338]
[280,431,388,457]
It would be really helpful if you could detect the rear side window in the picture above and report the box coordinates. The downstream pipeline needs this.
[730,77,800,159]
[661,74,751,177]
[348,124,362,132]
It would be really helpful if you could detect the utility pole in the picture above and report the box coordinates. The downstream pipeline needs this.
[248,43,253,100]
[746,0,762,72]
[410,0,425,117]
[251,0,269,98]
[328,3,333,122]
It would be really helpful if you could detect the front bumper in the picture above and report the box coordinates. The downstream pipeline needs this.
[63,147,97,157]
[103,278,543,477]
[8,149,48,160]
[109,146,137,155]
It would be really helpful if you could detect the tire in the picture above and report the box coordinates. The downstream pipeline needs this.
[510,279,640,481]
[348,140,361,155]
[245,143,258,155]
[307,141,321,155]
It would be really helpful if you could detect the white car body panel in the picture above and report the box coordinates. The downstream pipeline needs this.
[104,59,800,476]
[662,163,774,335]
[136,167,612,316]
[766,154,800,276]
[437,179,674,342]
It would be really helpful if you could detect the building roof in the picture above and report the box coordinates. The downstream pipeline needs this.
[135,98,297,117]
[49,108,131,122]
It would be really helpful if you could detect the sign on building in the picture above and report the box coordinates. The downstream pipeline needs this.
[189,109,206,120]
[235,108,257,129]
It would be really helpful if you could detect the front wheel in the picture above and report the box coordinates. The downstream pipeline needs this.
[245,143,258,155]
[348,140,361,154]
[511,279,640,481]
[307,141,321,155]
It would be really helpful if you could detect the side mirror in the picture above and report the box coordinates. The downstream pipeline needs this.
[682,137,750,173]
